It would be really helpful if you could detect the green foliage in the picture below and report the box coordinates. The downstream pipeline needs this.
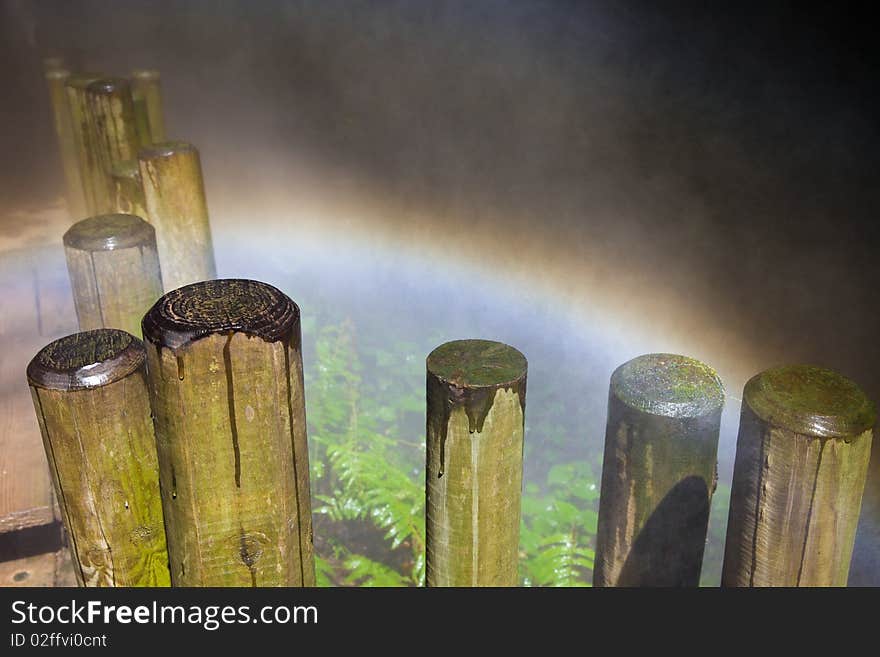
[304,317,601,587]
[519,461,599,586]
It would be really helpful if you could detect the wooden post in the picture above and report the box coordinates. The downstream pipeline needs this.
[138,142,217,291]
[131,69,166,144]
[63,214,163,338]
[65,73,106,216]
[110,160,147,218]
[593,353,724,587]
[86,78,141,213]
[44,67,87,221]
[141,279,314,586]
[26,329,170,587]
[722,365,875,587]
[425,339,527,587]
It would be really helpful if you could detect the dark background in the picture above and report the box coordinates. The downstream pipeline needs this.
[1,0,878,583]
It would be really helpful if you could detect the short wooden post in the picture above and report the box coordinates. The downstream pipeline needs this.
[722,365,875,587]
[131,69,166,144]
[593,353,724,587]
[86,78,141,212]
[425,339,527,587]
[65,73,106,216]
[110,160,147,217]
[26,329,170,587]
[142,279,314,586]
[63,213,163,338]
[44,67,87,221]
[138,142,217,291]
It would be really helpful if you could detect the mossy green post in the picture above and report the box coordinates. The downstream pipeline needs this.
[131,69,166,145]
[110,160,147,218]
[138,142,216,291]
[44,67,87,221]
[63,214,163,338]
[593,353,724,587]
[26,329,170,587]
[425,339,527,587]
[142,279,315,586]
[722,365,875,587]
[65,73,106,216]
[86,78,141,213]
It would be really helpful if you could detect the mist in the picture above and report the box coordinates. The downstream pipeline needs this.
[1,1,877,584]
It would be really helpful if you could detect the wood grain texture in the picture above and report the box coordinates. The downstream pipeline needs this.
[131,70,166,144]
[142,279,314,586]
[722,365,875,587]
[138,142,216,291]
[425,339,527,587]
[110,160,147,218]
[64,73,107,217]
[63,214,163,338]
[86,78,141,217]
[593,353,723,587]
[27,329,170,587]
[0,549,77,587]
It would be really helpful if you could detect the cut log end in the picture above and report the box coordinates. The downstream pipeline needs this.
[27,329,145,391]
[744,364,876,438]
[610,352,724,419]
[63,213,155,252]
[427,339,527,389]
[141,279,300,351]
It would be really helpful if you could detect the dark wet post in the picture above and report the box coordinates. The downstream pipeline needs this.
[593,353,724,587]
[86,78,141,212]
[131,69,166,145]
[722,365,874,587]
[425,339,527,586]
[110,160,147,217]
[65,73,106,216]
[142,279,314,586]
[63,214,163,338]
[26,329,170,587]
[44,66,87,221]
[138,142,217,291]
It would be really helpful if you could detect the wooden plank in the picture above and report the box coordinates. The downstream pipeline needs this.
[0,549,76,587]
[0,236,76,535]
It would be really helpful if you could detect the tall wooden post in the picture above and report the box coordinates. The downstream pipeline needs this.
[26,329,170,587]
[86,78,141,213]
[131,69,166,144]
[65,73,106,216]
[593,353,724,587]
[63,213,163,338]
[44,67,87,221]
[138,142,216,291]
[722,365,875,587]
[110,160,147,218]
[142,279,314,586]
[425,339,527,587]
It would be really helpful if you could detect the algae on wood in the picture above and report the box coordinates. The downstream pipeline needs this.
[63,214,163,338]
[593,353,724,587]
[131,69,166,145]
[26,329,170,587]
[722,365,875,587]
[142,279,314,586]
[425,339,527,587]
[138,142,216,291]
